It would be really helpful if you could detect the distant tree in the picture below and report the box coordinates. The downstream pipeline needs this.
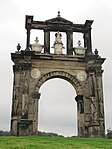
[37,131,64,137]
[106,129,112,139]
[0,130,10,136]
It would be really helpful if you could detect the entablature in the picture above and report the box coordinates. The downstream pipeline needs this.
[11,51,105,66]
[25,15,93,33]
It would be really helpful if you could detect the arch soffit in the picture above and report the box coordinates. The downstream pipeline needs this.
[36,70,83,94]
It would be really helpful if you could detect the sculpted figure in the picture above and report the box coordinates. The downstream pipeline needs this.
[90,97,97,121]
[52,31,64,54]
[55,31,62,43]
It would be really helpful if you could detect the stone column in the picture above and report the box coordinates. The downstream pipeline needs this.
[25,15,33,51]
[26,28,31,50]
[83,33,87,49]
[96,68,105,137]
[11,65,21,135]
[31,92,41,134]
[44,29,50,53]
[66,31,73,55]
[18,63,32,136]
[84,25,92,54]
[11,62,32,136]
[86,67,101,137]
[87,28,92,53]
[75,95,85,137]
[84,97,91,137]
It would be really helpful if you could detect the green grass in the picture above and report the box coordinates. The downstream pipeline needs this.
[0,136,112,149]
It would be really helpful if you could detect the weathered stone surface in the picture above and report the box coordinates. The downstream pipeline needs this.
[10,52,105,137]
[10,14,105,137]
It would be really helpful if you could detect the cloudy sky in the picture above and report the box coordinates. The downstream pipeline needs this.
[0,0,112,137]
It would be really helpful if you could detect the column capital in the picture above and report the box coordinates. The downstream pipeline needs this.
[86,66,104,75]
[44,28,50,32]
[95,67,104,76]
[86,67,95,74]
[13,63,31,72]
[66,29,73,33]
[75,95,83,102]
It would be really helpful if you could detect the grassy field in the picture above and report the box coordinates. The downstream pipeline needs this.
[0,136,112,149]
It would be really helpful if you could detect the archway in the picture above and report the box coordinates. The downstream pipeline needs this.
[38,78,77,137]
[11,14,105,137]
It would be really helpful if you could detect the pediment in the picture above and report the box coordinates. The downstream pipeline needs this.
[45,16,73,25]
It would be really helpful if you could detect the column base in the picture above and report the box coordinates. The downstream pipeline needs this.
[18,119,33,136]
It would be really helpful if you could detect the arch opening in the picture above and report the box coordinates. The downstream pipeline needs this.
[38,78,77,137]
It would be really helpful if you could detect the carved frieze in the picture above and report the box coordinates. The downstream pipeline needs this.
[13,63,31,72]
[86,67,103,76]
[21,63,31,70]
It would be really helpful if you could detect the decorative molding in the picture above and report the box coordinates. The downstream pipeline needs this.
[86,67,95,74]
[95,67,104,76]
[13,63,31,72]
[36,70,82,94]
[86,67,103,75]
[31,68,41,79]
[13,65,21,72]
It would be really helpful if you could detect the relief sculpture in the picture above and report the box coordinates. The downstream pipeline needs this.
[21,73,29,119]
[90,97,97,121]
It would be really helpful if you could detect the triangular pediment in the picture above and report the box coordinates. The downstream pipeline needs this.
[45,16,73,24]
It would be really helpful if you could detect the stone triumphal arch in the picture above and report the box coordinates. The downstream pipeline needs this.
[11,12,105,137]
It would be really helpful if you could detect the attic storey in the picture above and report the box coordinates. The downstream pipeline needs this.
[25,13,93,54]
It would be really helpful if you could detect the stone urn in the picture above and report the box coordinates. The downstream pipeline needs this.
[31,37,43,53]
[74,40,86,56]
